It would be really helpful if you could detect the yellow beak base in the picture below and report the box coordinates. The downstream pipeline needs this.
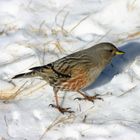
[115,50,125,55]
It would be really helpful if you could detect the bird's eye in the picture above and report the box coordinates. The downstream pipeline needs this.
[109,50,113,52]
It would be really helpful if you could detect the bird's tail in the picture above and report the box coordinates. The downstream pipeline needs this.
[12,71,37,79]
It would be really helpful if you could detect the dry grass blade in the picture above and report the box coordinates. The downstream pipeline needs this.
[81,29,112,50]
[39,114,75,140]
[22,81,47,97]
[4,115,11,138]
[118,85,137,97]
[127,31,140,39]
[127,0,136,11]
[0,30,5,36]
[42,46,47,65]
[69,15,90,34]
[39,20,47,36]
[95,29,112,43]
[54,39,66,54]
[55,5,68,28]
[0,81,28,101]
[61,12,69,35]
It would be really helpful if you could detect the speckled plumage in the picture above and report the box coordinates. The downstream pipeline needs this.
[12,42,124,113]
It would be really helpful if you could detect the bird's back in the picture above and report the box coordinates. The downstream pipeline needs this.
[30,47,100,91]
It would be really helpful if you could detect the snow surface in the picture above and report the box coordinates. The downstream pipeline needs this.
[0,0,140,140]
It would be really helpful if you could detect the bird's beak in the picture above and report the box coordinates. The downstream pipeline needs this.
[115,50,125,55]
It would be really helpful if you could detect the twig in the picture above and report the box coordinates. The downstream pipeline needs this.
[95,29,112,43]
[61,12,69,35]
[54,39,66,54]
[42,46,46,65]
[127,0,136,11]
[82,115,87,123]
[118,85,137,97]
[69,15,90,33]
[4,115,11,138]
[2,81,28,102]
[4,115,8,127]
[75,28,111,51]
[39,20,46,36]
[55,5,68,28]
[22,81,47,97]
[39,114,75,140]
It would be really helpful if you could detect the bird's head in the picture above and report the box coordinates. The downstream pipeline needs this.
[94,42,125,64]
[98,42,124,55]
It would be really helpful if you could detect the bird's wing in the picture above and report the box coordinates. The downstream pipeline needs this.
[29,50,98,82]
[29,63,71,79]
[53,51,98,76]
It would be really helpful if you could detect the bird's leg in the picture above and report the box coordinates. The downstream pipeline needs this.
[74,90,103,103]
[49,88,74,114]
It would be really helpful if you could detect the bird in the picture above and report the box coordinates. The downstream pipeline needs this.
[12,42,125,114]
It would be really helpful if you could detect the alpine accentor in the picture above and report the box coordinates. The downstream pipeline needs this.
[12,42,125,113]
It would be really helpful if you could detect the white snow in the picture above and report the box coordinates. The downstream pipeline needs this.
[0,0,140,140]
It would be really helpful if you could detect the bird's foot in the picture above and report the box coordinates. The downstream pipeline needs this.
[49,104,74,114]
[74,94,103,103]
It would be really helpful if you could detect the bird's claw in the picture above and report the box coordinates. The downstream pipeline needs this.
[74,97,86,101]
[74,94,103,103]
[49,104,56,107]
[49,104,74,114]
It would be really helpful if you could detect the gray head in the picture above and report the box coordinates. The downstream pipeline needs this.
[87,42,125,64]
[94,42,124,56]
